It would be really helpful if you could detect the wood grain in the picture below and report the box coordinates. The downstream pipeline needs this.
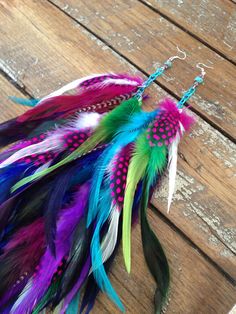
[141,0,236,62]
[0,75,28,119]
[94,211,236,313]
[0,0,235,279]
[0,1,235,312]
[50,0,236,140]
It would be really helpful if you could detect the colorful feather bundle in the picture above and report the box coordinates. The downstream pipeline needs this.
[0,68,197,314]
[0,73,142,148]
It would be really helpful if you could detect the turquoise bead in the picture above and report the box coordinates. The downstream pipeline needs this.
[194,76,204,83]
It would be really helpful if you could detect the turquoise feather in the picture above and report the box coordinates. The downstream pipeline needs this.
[66,291,80,314]
[9,96,40,107]
[90,187,124,312]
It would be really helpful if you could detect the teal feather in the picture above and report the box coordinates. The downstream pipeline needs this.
[91,187,124,312]
[66,291,80,314]
[9,96,40,107]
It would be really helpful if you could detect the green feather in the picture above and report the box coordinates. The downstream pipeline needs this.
[122,134,148,272]
[32,280,61,314]
[12,97,141,192]
[122,132,167,273]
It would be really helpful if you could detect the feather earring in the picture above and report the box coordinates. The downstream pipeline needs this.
[10,48,187,192]
[0,50,212,314]
[78,62,206,312]
[0,51,186,314]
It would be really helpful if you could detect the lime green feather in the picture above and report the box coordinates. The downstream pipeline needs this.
[122,134,148,272]
[12,98,141,192]
[122,132,167,273]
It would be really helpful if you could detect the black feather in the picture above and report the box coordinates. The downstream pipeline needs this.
[140,178,170,314]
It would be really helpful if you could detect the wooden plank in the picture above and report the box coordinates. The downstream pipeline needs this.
[50,0,236,140]
[0,0,235,280]
[94,211,236,313]
[141,0,236,62]
[152,115,236,277]
[0,75,28,120]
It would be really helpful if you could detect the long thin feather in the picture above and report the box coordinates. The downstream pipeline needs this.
[140,179,170,314]
[122,134,148,272]
[91,208,120,272]
[66,291,80,314]
[0,74,142,149]
[91,188,124,312]
[167,131,180,213]
[80,220,122,314]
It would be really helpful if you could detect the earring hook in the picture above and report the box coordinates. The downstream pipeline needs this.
[196,61,214,77]
[168,46,187,62]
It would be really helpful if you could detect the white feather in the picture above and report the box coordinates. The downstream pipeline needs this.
[90,208,120,273]
[228,304,236,314]
[0,113,101,169]
[101,209,120,263]
[102,78,139,86]
[0,136,62,169]
[73,112,101,129]
[167,122,185,213]
[11,280,33,313]
[33,161,52,174]
[40,74,139,103]
[40,74,108,102]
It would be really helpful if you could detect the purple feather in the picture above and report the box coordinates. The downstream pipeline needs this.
[12,182,90,314]
[0,275,30,312]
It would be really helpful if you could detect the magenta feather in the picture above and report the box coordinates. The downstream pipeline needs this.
[0,74,142,149]
[109,144,133,208]
[17,74,142,122]
[0,218,45,308]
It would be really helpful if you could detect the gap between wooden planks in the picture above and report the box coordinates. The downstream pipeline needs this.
[0,1,235,312]
[140,0,236,63]
[50,0,236,141]
[0,0,235,280]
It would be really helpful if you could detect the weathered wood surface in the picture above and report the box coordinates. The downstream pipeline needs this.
[141,0,236,62]
[0,75,27,119]
[0,0,235,279]
[0,0,235,313]
[51,0,236,140]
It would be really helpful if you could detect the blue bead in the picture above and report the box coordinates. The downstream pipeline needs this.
[194,76,204,83]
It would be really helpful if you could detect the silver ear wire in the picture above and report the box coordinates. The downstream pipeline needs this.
[168,46,187,62]
[196,62,214,78]
[135,47,187,101]
[178,61,213,109]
